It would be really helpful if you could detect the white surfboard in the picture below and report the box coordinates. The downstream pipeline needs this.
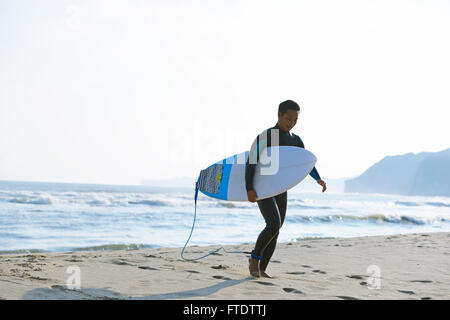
[196,146,317,201]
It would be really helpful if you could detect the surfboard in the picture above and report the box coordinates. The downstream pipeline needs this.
[196,146,317,201]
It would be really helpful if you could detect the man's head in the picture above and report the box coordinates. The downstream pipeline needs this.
[277,100,300,132]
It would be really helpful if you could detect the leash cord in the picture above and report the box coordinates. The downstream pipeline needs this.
[180,181,250,261]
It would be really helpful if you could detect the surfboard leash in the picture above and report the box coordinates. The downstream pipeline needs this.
[180,181,251,261]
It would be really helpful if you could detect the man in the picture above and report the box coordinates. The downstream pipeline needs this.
[245,100,327,278]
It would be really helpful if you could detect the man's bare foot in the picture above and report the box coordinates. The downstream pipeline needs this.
[260,270,272,278]
[248,258,260,277]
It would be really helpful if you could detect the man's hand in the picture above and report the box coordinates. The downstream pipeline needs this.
[247,190,258,202]
[317,179,327,192]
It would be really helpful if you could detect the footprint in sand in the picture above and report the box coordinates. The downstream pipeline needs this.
[312,270,326,274]
[282,287,303,294]
[254,281,275,286]
[30,276,49,281]
[65,258,83,263]
[302,265,311,268]
[286,271,306,275]
[346,275,365,280]
[398,290,415,295]
[185,270,200,274]
[387,236,399,240]
[211,265,229,270]
[336,296,360,300]
[111,260,134,266]
[138,266,159,271]
[212,275,232,280]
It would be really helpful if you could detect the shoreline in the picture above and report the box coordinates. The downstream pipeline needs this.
[0,230,443,256]
[0,232,449,300]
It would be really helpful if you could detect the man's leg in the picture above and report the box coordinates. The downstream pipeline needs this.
[259,192,287,273]
[253,196,282,257]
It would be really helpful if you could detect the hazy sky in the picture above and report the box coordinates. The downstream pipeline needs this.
[1,0,449,185]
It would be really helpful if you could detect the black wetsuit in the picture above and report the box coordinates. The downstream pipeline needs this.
[245,123,321,271]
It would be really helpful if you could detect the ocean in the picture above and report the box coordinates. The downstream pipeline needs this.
[1,180,449,254]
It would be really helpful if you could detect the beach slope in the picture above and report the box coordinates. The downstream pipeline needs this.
[0,232,449,300]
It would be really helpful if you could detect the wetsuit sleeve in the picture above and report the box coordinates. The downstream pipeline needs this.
[296,136,321,181]
[310,167,321,181]
[245,131,270,192]
[245,159,256,192]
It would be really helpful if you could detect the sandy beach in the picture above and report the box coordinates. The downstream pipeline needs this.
[0,232,449,300]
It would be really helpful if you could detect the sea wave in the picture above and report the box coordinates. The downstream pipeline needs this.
[426,202,450,208]
[394,200,450,208]
[285,214,447,225]
[8,195,55,205]
[0,243,160,255]
[289,204,334,210]
[213,201,252,209]
[394,201,420,207]
[1,191,188,208]
[0,248,48,255]
[128,200,169,206]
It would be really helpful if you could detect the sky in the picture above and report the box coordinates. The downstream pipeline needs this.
[1,0,449,185]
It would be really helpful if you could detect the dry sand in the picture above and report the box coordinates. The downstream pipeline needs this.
[0,232,449,300]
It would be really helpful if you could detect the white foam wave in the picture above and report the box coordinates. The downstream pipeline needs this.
[0,189,193,208]
[8,193,56,205]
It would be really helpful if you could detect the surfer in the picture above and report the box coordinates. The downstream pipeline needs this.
[245,100,327,278]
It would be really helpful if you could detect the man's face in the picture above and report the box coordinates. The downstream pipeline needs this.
[277,109,299,132]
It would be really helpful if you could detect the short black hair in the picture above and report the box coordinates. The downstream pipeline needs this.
[278,100,300,115]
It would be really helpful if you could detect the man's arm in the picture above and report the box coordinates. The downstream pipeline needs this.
[245,132,269,191]
[310,167,321,181]
[245,130,271,202]
[245,158,256,192]
[296,136,326,192]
